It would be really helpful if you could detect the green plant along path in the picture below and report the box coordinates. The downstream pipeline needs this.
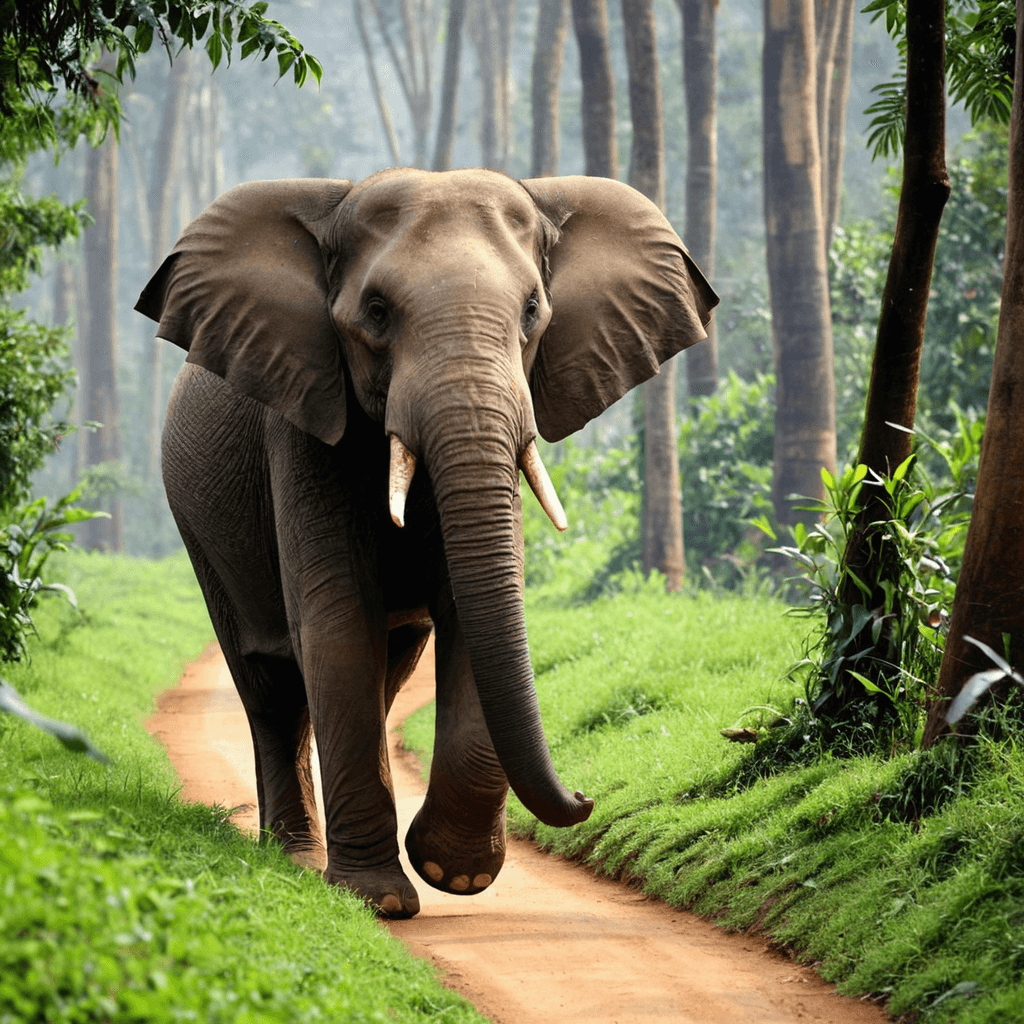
[0,552,487,1024]
[403,583,1024,1023]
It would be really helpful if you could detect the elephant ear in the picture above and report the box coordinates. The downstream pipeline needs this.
[521,175,719,443]
[135,178,354,446]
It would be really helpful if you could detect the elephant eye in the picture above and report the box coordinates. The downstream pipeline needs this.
[362,296,391,336]
[521,290,541,334]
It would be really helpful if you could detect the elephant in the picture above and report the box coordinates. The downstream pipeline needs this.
[136,167,717,918]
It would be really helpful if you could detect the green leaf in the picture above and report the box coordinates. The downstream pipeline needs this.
[205,32,223,71]
[0,679,110,763]
[848,670,886,696]
[276,49,295,80]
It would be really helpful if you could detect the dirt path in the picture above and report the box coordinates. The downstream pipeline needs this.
[148,643,891,1024]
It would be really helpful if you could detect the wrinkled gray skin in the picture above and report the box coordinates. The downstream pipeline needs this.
[139,167,716,918]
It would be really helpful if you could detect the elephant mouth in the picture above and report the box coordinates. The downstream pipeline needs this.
[387,433,567,533]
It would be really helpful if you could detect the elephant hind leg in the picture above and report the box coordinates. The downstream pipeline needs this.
[175,528,325,868]
[237,653,326,867]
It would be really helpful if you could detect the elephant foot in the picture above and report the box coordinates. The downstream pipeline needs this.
[405,794,507,896]
[287,845,327,872]
[327,865,421,919]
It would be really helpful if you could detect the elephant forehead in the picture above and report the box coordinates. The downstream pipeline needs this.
[348,170,538,245]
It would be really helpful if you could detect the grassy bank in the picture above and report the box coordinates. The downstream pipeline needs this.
[404,583,1024,1023]
[1,551,486,1024]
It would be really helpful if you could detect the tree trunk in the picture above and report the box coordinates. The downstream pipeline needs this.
[922,0,1022,746]
[853,0,949,486]
[572,0,617,178]
[432,0,466,170]
[678,0,718,398]
[531,0,569,177]
[824,0,855,251]
[144,49,191,482]
[495,0,516,171]
[622,0,684,591]
[355,0,402,165]
[814,0,843,236]
[81,127,123,552]
[762,0,836,531]
[468,0,501,168]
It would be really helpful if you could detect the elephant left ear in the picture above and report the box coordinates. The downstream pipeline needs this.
[520,175,719,443]
[135,178,354,446]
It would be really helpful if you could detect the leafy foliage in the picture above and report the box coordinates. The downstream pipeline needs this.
[766,432,978,755]
[1,491,103,664]
[0,0,322,153]
[677,371,775,586]
[862,0,1015,159]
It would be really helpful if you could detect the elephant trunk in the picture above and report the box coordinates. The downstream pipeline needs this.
[416,408,592,829]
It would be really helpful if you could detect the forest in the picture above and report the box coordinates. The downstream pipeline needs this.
[2,0,1024,1021]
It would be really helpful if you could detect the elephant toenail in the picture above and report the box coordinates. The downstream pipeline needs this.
[449,875,470,891]
[473,873,492,888]
[378,894,402,914]
[423,861,444,882]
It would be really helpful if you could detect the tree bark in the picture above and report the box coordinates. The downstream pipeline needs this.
[572,0,617,178]
[814,0,843,238]
[762,0,837,530]
[81,127,123,552]
[854,0,949,485]
[678,0,718,397]
[531,0,569,177]
[823,0,855,251]
[622,0,684,591]
[432,0,466,170]
[922,0,1022,746]
[144,49,191,483]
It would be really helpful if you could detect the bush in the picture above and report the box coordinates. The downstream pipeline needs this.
[677,370,775,587]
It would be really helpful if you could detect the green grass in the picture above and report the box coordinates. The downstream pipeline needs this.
[0,550,487,1024]
[403,583,1024,1024]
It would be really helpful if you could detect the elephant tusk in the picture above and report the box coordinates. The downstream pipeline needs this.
[520,439,568,533]
[388,434,416,528]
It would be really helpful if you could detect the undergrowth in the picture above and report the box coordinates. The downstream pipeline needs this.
[402,583,1024,1022]
[0,551,486,1024]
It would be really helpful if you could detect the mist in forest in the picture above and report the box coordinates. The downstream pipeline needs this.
[18,0,919,557]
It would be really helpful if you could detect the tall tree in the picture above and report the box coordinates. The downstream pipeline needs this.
[822,0,856,250]
[468,0,515,170]
[363,0,440,168]
[432,0,466,170]
[142,50,192,482]
[922,0,1023,746]
[817,0,949,721]
[572,0,617,178]
[623,0,685,591]
[677,0,718,397]
[355,0,402,164]
[531,0,570,177]
[762,0,837,531]
[80,123,123,551]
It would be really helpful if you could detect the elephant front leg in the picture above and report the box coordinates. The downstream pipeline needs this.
[303,625,420,919]
[405,610,509,895]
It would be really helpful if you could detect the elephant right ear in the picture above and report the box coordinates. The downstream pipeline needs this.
[135,178,354,446]
[521,176,719,443]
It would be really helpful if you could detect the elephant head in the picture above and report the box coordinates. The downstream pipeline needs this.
[136,168,716,832]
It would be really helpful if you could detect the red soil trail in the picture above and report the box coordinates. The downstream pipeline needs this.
[148,641,891,1024]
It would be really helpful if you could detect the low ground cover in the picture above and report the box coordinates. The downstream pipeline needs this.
[0,551,486,1024]
[404,582,1024,1023]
